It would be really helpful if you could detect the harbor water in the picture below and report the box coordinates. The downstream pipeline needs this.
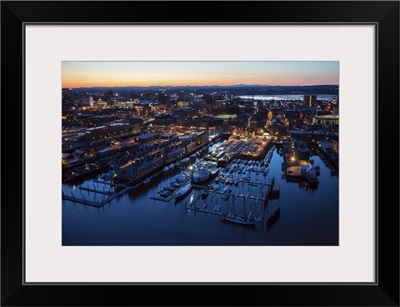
[62,146,338,246]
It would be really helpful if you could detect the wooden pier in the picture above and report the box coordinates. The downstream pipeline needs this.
[151,193,175,202]
[186,183,267,223]
[62,185,132,208]
[188,206,223,217]
[186,197,224,216]
[92,179,129,188]
[79,186,114,195]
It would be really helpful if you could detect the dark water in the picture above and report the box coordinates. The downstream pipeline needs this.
[62,149,338,246]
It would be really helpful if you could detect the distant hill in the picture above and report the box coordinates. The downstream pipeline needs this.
[66,84,338,94]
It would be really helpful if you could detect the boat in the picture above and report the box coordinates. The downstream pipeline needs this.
[101,170,116,180]
[170,181,180,188]
[164,186,175,192]
[163,166,169,172]
[192,169,211,185]
[160,190,172,197]
[173,173,186,183]
[181,157,190,165]
[174,183,193,201]
[211,183,219,191]
[223,192,231,201]
[185,172,195,182]
[191,161,219,185]
[168,163,175,170]
[222,213,257,225]
[210,166,219,178]
[190,154,196,160]
[143,178,151,184]
[201,191,209,199]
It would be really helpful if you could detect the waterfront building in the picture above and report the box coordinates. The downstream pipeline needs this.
[195,131,209,146]
[296,141,310,160]
[84,123,133,141]
[135,133,159,144]
[312,114,339,125]
[290,129,325,142]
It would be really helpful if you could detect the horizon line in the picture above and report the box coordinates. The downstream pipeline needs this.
[64,84,339,90]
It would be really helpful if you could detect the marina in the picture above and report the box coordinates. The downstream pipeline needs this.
[62,141,338,245]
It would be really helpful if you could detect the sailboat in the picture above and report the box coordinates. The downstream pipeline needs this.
[222,213,257,225]
[222,193,256,225]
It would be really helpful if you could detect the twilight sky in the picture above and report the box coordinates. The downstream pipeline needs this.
[62,61,339,88]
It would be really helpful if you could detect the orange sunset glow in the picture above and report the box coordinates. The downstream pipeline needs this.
[62,61,339,88]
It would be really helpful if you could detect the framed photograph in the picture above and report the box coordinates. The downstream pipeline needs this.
[1,1,399,306]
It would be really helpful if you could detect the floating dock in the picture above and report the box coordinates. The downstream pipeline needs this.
[62,185,131,208]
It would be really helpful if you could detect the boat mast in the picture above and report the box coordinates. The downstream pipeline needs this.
[230,195,235,218]
[242,195,246,218]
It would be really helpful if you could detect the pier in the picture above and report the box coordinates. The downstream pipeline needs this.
[185,193,224,216]
[79,186,115,195]
[187,206,224,217]
[62,183,132,208]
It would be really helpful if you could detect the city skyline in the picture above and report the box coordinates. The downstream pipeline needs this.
[62,61,339,88]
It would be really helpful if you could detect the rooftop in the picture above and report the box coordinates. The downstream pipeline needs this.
[313,115,339,119]
[86,126,106,131]
[136,133,158,140]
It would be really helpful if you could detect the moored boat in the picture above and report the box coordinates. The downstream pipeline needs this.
[191,161,219,185]
[192,169,211,184]
[222,213,257,225]
[170,181,180,188]
[174,182,192,201]
[101,170,116,180]
[181,157,190,165]
[201,191,209,199]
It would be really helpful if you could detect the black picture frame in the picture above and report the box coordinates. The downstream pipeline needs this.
[1,1,399,306]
